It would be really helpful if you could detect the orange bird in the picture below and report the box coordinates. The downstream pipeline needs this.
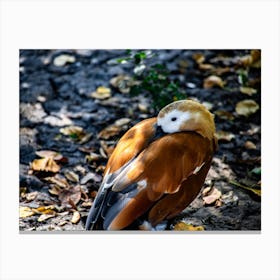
[85,99,217,230]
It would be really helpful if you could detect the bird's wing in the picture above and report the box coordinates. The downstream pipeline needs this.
[106,132,215,229]
[104,117,157,174]
[85,117,157,230]
[112,132,214,197]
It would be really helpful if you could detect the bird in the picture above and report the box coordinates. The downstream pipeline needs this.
[85,99,217,230]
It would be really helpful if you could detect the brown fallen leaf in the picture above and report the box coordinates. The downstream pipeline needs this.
[203,75,225,89]
[192,53,205,64]
[64,171,79,183]
[198,63,214,71]
[49,185,61,196]
[31,157,60,173]
[35,150,63,161]
[215,110,235,121]
[202,186,222,205]
[215,131,235,142]
[239,86,257,96]
[58,185,81,208]
[37,213,56,222]
[110,75,140,94]
[91,86,111,99]
[71,211,81,224]
[44,174,69,188]
[235,99,259,117]
[99,141,115,158]
[174,222,204,231]
[244,141,257,150]
[98,125,121,139]
[19,206,35,218]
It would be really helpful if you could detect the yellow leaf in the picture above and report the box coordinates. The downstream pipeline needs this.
[71,211,81,224]
[174,222,204,231]
[215,110,235,121]
[244,141,257,150]
[230,180,261,196]
[235,99,259,117]
[203,75,225,89]
[215,131,235,142]
[91,86,111,99]
[19,206,35,218]
[31,157,60,173]
[192,53,205,64]
[240,86,257,96]
[33,205,56,215]
[60,125,86,140]
[53,54,76,67]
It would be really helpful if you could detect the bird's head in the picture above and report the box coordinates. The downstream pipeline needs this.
[157,99,215,139]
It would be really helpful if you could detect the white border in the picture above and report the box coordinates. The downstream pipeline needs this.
[1,0,280,279]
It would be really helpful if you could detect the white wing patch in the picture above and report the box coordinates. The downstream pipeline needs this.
[193,162,205,174]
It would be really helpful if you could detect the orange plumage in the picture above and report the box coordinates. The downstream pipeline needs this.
[85,100,217,230]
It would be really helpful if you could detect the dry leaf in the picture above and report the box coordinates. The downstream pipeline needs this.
[235,100,259,117]
[110,75,140,94]
[114,118,131,127]
[31,157,60,173]
[174,222,204,231]
[215,110,235,121]
[202,187,222,205]
[203,75,225,89]
[244,141,257,150]
[79,132,93,144]
[58,185,81,207]
[240,86,257,96]
[53,54,76,67]
[37,213,56,222]
[60,125,86,141]
[19,206,35,218]
[25,191,38,201]
[98,125,121,139]
[91,86,111,99]
[35,150,63,161]
[99,141,115,158]
[64,171,79,183]
[80,172,102,184]
[192,53,205,64]
[71,211,81,224]
[215,131,235,142]
[33,205,56,215]
[211,66,231,76]
[45,175,69,188]
[199,63,214,70]
[49,185,61,196]
[230,180,261,196]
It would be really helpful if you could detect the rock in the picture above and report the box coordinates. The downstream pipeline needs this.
[20,103,47,123]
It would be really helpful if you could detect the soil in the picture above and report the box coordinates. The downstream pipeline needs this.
[19,49,261,231]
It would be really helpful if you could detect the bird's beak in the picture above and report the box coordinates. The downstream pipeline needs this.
[152,124,166,142]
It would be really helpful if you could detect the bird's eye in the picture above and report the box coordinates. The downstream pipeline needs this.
[171,117,177,122]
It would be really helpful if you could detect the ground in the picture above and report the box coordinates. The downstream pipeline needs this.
[19,49,261,231]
